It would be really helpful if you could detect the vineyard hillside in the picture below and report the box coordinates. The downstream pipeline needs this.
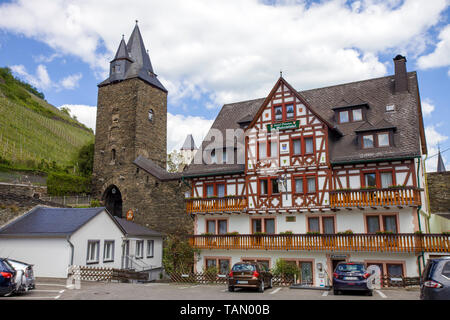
[0,67,94,171]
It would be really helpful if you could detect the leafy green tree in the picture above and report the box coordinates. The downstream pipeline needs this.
[75,141,94,177]
[162,234,200,274]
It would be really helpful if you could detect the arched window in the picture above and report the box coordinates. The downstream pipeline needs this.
[148,109,154,122]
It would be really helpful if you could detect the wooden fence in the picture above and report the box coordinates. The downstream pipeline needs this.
[169,272,295,286]
[68,265,148,282]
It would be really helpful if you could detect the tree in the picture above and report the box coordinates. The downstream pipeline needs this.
[75,141,94,177]
[162,234,200,274]
[167,150,185,173]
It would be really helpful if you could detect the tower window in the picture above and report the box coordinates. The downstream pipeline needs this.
[111,149,116,162]
[148,109,154,122]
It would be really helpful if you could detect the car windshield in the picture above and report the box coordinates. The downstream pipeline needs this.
[232,264,255,272]
[336,264,365,272]
[0,259,14,272]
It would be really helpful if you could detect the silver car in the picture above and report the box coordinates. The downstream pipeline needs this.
[6,259,35,293]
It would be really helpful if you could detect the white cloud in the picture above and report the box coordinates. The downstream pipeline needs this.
[58,104,213,152]
[0,0,448,106]
[60,73,82,90]
[425,124,449,172]
[417,24,450,71]
[422,99,435,117]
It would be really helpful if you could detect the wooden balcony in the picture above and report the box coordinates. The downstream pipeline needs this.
[329,187,421,209]
[186,196,247,214]
[189,233,450,254]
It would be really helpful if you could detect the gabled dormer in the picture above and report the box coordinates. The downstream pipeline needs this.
[332,98,369,124]
[355,119,397,149]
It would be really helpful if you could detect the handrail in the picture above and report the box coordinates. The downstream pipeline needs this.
[186,196,247,213]
[189,233,450,253]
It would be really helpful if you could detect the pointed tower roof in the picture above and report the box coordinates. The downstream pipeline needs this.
[437,147,446,172]
[99,22,167,92]
[112,36,132,62]
[181,134,197,150]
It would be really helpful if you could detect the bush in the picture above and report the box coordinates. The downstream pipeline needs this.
[90,199,101,207]
[272,259,299,277]
[46,172,91,196]
[162,234,200,274]
[74,141,94,177]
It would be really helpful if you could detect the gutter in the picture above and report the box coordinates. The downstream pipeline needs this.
[331,156,419,166]
[182,170,244,179]
[66,236,75,266]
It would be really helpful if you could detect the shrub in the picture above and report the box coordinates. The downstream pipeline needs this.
[162,234,200,274]
[90,199,101,207]
[279,231,293,235]
[46,172,91,196]
[272,259,299,278]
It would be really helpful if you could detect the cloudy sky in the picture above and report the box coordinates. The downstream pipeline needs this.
[0,0,449,171]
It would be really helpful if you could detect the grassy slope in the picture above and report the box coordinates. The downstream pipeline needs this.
[0,67,94,170]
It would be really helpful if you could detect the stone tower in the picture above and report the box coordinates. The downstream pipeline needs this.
[92,23,191,235]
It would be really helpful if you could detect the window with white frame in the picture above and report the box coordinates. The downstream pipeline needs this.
[103,240,115,262]
[147,240,154,258]
[87,240,100,264]
[136,240,144,259]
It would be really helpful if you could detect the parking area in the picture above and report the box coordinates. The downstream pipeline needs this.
[1,278,420,300]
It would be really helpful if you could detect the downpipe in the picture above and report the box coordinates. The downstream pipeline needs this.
[416,156,425,275]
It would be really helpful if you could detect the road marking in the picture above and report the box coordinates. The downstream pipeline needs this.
[322,291,329,297]
[376,290,387,298]
[37,283,67,287]
[269,288,282,295]
[179,286,189,289]
[190,285,200,289]
[221,289,227,292]
[14,296,57,299]
[33,289,61,293]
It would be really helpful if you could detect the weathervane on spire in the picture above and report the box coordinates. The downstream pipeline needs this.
[135,19,139,25]
[280,70,283,78]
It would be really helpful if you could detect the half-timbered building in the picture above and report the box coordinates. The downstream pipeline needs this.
[182,55,449,286]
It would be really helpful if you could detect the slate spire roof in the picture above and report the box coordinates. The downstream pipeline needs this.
[181,134,197,150]
[437,147,446,172]
[99,22,167,92]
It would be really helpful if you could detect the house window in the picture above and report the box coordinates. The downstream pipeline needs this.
[86,240,100,264]
[147,240,154,258]
[258,141,267,159]
[148,109,154,122]
[363,171,395,188]
[103,240,115,262]
[206,219,228,234]
[378,133,390,147]
[136,240,144,259]
[260,179,268,195]
[352,109,363,121]
[322,217,335,234]
[339,111,349,123]
[308,217,320,233]
[271,179,279,194]
[286,104,295,119]
[364,173,377,187]
[270,141,278,157]
[259,177,280,197]
[205,258,231,274]
[252,218,275,234]
[307,177,316,193]
[217,184,225,197]
[274,106,283,121]
[304,137,314,154]
[294,178,303,194]
[308,216,335,234]
[386,264,403,277]
[365,214,398,233]
[362,135,374,148]
[293,139,301,155]
[206,184,214,197]
[380,172,393,188]
[111,149,116,162]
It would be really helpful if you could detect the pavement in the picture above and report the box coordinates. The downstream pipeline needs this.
[1,278,421,300]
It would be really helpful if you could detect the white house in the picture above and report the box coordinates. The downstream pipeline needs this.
[0,206,163,278]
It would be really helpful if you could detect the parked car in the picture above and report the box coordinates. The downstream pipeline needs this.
[227,262,273,292]
[6,259,35,293]
[333,262,373,296]
[0,258,16,297]
[420,257,450,300]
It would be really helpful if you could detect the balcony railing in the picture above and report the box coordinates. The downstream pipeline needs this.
[186,196,247,214]
[189,233,450,253]
[329,187,421,208]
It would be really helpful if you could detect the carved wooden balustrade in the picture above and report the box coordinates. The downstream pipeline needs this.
[330,187,422,208]
[189,233,450,253]
[186,196,247,214]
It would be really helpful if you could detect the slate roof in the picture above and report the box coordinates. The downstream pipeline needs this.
[114,217,163,237]
[181,134,197,150]
[133,155,182,181]
[99,24,167,92]
[0,207,109,237]
[183,71,425,177]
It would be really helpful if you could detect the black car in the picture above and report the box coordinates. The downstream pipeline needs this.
[333,262,373,296]
[0,258,16,297]
[420,257,450,300]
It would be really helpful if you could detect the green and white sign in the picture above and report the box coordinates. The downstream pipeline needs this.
[267,120,300,132]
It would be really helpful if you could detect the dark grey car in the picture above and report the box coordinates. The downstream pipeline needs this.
[420,257,450,300]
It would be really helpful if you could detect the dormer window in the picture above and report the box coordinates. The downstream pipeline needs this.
[362,131,391,149]
[338,108,363,123]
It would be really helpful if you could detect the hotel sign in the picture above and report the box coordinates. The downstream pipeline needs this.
[267,120,300,132]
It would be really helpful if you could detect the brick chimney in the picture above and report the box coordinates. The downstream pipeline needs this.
[393,55,408,93]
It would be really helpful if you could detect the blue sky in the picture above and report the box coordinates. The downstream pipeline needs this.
[0,0,449,171]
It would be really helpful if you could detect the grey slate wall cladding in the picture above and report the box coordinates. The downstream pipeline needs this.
[428,172,450,213]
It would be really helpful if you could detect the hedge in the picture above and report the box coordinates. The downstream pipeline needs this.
[46,172,91,196]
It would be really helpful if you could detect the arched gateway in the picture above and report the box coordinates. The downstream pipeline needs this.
[103,185,123,218]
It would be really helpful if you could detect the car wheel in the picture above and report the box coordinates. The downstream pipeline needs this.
[269,278,273,289]
[228,286,234,292]
[333,289,340,295]
[366,290,373,296]
[258,280,264,293]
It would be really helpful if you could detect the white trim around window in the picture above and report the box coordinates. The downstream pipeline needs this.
[86,240,100,264]
[136,240,144,259]
[147,240,154,258]
[103,240,115,263]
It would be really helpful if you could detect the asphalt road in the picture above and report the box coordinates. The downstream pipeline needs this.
[1,278,420,300]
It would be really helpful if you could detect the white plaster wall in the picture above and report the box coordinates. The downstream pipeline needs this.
[0,238,70,278]
[70,210,125,270]
[126,237,163,270]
